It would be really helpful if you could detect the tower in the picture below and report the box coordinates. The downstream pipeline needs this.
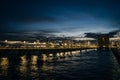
[98,34,109,49]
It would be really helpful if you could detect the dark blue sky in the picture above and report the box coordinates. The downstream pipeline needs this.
[0,0,120,37]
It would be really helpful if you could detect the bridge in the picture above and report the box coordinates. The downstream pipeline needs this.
[0,46,97,55]
[0,34,119,57]
[0,34,120,64]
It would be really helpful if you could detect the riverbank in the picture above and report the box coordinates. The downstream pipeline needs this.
[111,48,120,64]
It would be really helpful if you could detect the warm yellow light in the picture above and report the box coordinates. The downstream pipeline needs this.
[42,54,47,61]
[20,55,27,65]
[31,55,38,65]
[0,58,9,66]
[5,40,8,42]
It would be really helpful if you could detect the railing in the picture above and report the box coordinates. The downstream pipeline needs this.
[0,45,98,50]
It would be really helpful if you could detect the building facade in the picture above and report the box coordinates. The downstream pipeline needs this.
[98,34,109,49]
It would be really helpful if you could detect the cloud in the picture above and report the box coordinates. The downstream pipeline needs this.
[0,30,59,40]
[85,29,120,38]
[0,0,120,38]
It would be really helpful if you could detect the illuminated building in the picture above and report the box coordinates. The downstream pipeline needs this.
[98,34,109,49]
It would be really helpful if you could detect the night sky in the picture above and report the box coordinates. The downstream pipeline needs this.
[0,0,120,39]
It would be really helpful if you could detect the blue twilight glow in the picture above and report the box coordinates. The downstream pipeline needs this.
[0,0,120,37]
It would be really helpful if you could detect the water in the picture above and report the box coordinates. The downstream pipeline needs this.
[0,49,120,80]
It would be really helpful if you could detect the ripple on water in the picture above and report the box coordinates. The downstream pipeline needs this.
[0,50,120,80]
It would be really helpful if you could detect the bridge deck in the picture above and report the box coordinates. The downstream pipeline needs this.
[0,47,97,50]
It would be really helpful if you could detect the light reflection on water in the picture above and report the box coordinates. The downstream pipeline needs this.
[41,63,54,71]
[0,57,9,76]
[19,55,27,77]
[20,55,27,65]
[31,55,38,65]
[0,49,120,80]
[42,54,47,62]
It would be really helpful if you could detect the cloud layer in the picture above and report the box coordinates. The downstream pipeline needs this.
[0,0,120,38]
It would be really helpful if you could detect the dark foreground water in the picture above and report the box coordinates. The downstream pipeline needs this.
[0,49,120,80]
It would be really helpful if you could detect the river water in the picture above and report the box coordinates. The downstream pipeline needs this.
[0,49,120,80]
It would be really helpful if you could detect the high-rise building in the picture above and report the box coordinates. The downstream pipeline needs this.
[98,34,109,49]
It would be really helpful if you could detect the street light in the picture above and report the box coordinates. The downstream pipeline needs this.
[23,41,26,48]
